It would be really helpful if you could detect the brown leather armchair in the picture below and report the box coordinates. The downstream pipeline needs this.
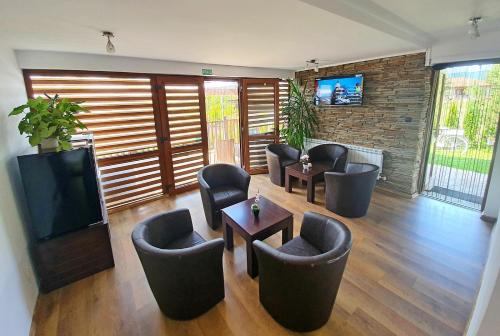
[325,163,379,218]
[131,209,225,320]
[265,144,301,186]
[253,211,352,331]
[197,164,250,229]
[308,143,348,172]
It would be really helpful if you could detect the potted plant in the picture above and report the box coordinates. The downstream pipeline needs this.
[251,190,261,217]
[300,154,312,171]
[280,79,318,150]
[9,94,88,153]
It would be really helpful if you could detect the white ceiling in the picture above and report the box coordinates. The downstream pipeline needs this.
[0,0,499,70]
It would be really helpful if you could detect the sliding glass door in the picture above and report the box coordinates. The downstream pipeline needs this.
[423,64,500,209]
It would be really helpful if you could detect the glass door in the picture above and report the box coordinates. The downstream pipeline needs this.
[204,80,241,165]
[423,64,500,209]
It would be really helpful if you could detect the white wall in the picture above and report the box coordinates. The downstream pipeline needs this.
[466,212,500,336]
[483,142,500,219]
[428,30,500,66]
[15,50,295,79]
[0,47,38,335]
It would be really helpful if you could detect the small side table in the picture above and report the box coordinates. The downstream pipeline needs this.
[285,162,331,203]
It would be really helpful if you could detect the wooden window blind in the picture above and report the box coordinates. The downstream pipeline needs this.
[24,71,164,210]
[157,77,208,192]
[241,79,279,174]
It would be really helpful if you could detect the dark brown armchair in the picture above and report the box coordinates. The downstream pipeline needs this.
[253,211,352,331]
[325,163,379,218]
[131,209,225,320]
[308,143,348,172]
[265,143,301,186]
[198,164,250,229]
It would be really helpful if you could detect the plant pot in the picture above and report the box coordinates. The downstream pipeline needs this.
[38,138,59,153]
[251,206,260,217]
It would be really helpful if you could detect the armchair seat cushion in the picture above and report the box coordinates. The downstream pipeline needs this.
[165,231,206,249]
[277,237,321,257]
[212,186,247,209]
[280,159,297,168]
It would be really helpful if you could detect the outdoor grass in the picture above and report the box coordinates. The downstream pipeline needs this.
[431,148,494,174]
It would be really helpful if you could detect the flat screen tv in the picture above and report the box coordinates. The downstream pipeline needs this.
[18,148,103,240]
[314,74,364,106]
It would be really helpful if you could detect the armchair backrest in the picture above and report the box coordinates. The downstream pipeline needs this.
[308,144,348,171]
[300,211,352,255]
[345,162,379,175]
[132,209,193,249]
[198,164,250,190]
[266,143,301,161]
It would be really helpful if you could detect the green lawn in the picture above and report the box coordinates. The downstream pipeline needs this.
[431,148,494,174]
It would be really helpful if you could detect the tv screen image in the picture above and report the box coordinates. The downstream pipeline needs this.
[314,74,364,106]
[18,148,103,240]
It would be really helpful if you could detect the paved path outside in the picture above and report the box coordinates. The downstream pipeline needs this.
[424,164,488,209]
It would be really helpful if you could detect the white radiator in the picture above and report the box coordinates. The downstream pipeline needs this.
[304,138,384,179]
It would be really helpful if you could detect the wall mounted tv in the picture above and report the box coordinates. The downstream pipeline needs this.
[314,74,364,106]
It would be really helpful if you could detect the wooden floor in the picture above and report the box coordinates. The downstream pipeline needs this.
[30,174,492,336]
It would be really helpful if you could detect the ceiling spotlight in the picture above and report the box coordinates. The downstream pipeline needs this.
[468,17,482,39]
[306,59,320,73]
[102,31,115,53]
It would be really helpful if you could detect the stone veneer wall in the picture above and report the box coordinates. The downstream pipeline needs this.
[295,52,434,196]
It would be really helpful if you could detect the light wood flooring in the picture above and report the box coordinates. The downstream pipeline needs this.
[30,174,492,336]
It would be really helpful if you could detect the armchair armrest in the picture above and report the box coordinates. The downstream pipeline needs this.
[232,167,251,193]
[285,146,301,162]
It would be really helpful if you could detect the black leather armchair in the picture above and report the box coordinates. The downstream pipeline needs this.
[265,144,301,186]
[131,209,225,320]
[198,164,251,229]
[308,143,348,172]
[325,163,379,218]
[253,212,352,332]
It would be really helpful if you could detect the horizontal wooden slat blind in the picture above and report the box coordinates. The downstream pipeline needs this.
[161,79,208,191]
[26,72,164,209]
[249,138,274,171]
[278,80,289,143]
[247,83,276,134]
[243,80,278,173]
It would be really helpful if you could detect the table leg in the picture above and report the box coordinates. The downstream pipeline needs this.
[246,240,258,278]
[307,178,315,203]
[223,221,233,250]
[282,220,293,244]
[285,171,292,193]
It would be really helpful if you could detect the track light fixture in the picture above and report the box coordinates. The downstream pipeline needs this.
[102,31,116,53]
[468,17,482,39]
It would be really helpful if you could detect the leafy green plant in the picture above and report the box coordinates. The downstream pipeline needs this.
[280,79,318,150]
[444,101,459,128]
[9,94,88,151]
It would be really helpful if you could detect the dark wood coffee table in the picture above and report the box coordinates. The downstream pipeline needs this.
[222,196,293,278]
[285,162,331,203]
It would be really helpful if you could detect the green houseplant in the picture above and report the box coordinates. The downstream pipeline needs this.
[280,79,318,150]
[9,94,88,152]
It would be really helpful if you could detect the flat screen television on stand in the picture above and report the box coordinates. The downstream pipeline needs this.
[18,147,103,240]
[313,74,364,107]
